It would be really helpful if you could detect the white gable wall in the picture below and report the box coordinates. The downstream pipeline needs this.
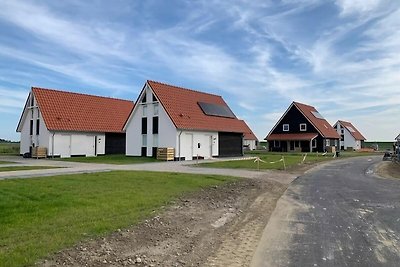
[19,94,50,155]
[125,84,177,156]
[336,123,359,150]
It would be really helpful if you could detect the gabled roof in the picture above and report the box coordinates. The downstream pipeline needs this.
[146,80,247,133]
[335,120,366,140]
[265,101,340,140]
[240,120,258,141]
[17,87,134,133]
[293,102,339,139]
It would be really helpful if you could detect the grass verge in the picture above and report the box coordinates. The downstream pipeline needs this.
[0,171,236,267]
[201,153,332,170]
[201,152,376,171]
[55,154,159,164]
[0,143,19,155]
[0,166,61,172]
[0,161,12,164]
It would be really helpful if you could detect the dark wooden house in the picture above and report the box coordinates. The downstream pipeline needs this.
[265,102,340,152]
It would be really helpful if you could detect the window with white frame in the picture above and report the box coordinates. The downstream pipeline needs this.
[325,139,330,146]
[300,123,307,131]
[283,124,289,131]
[153,103,159,116]
[142,105,147,117]
[312,139,317,148]
[153,134,158,147]
[142,134,147,146]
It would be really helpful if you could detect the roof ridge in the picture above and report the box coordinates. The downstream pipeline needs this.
[293,101,315,109]
[31,86,134,103]
[147,80,223,98]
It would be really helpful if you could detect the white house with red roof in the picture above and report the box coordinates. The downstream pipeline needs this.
[241,120,258,150]
[265,101,340,152]
[16,87,134,157]
[333,120,366,150]
[124,81,253,160]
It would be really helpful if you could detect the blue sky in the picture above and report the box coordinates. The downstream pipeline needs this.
[1,0,399,141]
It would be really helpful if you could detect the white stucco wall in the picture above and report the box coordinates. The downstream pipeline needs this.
[125,84,177,157]
[48,132,105,158]
[336,123,359,150]
[19,94,50,154]
[244,139,257,150]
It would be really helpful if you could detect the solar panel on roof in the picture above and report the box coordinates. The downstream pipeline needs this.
[311,111,324,119]
[198,102,236,118]
[347,126,355,132]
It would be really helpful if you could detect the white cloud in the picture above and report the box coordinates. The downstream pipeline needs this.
[335,0,383,16]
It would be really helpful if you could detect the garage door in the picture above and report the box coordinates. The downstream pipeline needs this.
[105,133,126,154]
[218,132,243,157]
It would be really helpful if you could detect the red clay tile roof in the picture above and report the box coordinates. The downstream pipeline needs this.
[31,87,134,133]
[267,133,318,141]
[293,102,340,139]
[240,120,258,141]
[336,120,366,140]
[148,80,248,133]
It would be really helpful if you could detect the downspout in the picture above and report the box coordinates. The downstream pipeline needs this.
[241,134,244,156]
[52,132,55,158]
[178,130,183,161]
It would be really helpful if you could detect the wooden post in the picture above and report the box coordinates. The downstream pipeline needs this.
[282,156,286,170]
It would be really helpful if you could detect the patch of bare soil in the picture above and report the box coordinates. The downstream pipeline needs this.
[40,177,288,267]
[376,161,400,179]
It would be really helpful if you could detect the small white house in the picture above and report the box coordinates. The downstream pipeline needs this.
[241,120,258,150]
[333,120,366,150]
[16,87,134,158]
[124,80,253,160]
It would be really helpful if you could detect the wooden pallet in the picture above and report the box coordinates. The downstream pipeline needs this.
[32,147,47,159]
[157,147,175,161]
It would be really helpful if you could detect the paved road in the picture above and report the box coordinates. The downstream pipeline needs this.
[0,156,296,185]
[252,156,400,267]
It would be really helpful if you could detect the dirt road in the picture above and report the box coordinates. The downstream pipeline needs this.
[41,171,294,267]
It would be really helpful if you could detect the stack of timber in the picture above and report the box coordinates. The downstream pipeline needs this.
[32,147,47,159]
[157,147,174,161]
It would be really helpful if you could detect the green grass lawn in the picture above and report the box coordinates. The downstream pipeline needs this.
[0,166,60,172]
[0,161,12,164]
[55,154,159,164]
[0,171,235,267]
[202,151,377,171]
[0,143,19,155]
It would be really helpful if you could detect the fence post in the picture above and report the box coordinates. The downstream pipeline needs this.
[282,156,286,170]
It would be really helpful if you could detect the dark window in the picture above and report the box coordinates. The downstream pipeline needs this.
[36,119,40,135]
[29,120,33,135]
[141,117,147,134]
[152,93,157,102]
[152,117,159,134]
[141,94,146,103]
[30,95,34,106]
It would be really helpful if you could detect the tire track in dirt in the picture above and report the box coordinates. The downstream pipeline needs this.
[205,183,286,267]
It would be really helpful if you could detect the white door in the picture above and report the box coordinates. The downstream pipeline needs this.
[86,135,96,157]
[183,133,193,160]
[58,134,71,158]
